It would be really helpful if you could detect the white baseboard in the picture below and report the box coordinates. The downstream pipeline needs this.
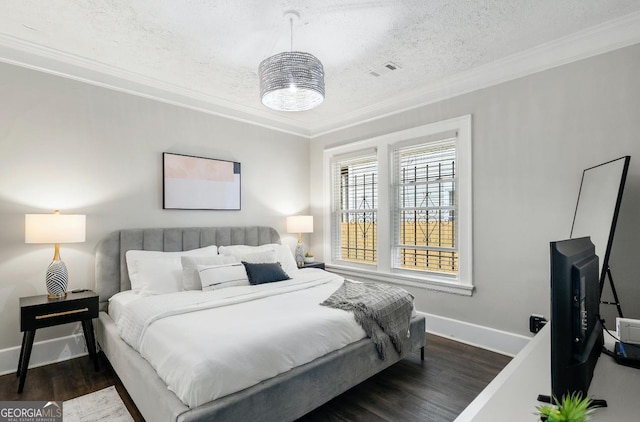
[418,311,531,357]
[0,333,89,376]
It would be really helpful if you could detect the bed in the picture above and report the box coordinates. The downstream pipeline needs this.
[94,226,426,422]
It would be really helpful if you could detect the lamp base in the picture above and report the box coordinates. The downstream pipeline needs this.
[46,260,68,299]
[294,242,305,268]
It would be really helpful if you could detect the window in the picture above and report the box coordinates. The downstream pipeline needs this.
[331,153,377,265]
[324,115,472,295]
[393,138,458,276]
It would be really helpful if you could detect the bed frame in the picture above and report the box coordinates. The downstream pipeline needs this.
[94,226,426,422]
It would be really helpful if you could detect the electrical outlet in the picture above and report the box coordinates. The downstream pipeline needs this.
[529,315,547,334]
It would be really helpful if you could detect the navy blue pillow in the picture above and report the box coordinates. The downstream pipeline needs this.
[241,261,291,285]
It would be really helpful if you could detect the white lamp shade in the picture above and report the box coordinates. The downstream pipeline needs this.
[286,215,313,234]
[25,213,86,244]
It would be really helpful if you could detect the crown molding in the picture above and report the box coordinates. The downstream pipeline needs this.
[309,10,640,138]
[0,33,313,138]
[1,10,640,140]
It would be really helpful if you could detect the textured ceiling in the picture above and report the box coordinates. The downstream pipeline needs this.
[1,1,640,135]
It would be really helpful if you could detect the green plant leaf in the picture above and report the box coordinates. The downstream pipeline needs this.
[536,392,593,422]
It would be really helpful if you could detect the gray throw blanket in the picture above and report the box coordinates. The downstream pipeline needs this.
[320,280,414,360]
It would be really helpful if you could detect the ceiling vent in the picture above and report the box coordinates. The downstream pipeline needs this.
[384,62,400,71]
[367,61,402,77]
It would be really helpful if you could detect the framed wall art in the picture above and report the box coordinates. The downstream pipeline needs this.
[163,152,241,210]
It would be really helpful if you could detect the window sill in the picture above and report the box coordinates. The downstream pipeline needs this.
[325,264,474,296]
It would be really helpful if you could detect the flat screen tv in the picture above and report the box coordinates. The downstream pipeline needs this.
[550,237,603,399]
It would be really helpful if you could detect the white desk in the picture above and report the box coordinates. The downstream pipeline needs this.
[456,324,640,421]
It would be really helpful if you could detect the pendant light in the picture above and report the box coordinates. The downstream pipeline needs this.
[259,11,325,112]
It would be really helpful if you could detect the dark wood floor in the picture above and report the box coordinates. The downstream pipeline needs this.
[0,352,145,421]
[299,335,511,422]
[0,334,510,422]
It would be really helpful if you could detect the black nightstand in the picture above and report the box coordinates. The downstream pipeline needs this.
[17,290,99,393]
[300,262,325,270]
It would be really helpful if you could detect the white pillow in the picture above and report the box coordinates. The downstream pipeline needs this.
[217,244,272,256]
[126,245,217,296]
[273,245,300,275]
[198,263,250,291]
[239,250,277,264]
[181,255,238,290]
[218,244,298,275]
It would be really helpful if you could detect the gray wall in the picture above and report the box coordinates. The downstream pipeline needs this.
[2,42,638,354]
[0,63,308,350]
[310,43,640,337]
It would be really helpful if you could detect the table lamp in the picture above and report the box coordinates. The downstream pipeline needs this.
[287,215,313,267]
[25,210,86,298]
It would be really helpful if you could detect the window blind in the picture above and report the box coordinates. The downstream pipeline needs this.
[331,153,378,265]
[392,137,458,275]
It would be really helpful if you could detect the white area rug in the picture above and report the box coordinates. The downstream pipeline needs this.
[64,386,134,422]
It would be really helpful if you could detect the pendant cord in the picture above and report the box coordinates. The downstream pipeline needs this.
[290,17,293,51]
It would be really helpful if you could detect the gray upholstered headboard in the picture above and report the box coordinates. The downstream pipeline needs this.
[95,226,281,311]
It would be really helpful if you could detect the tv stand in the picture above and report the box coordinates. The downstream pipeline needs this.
[455,324,640,421]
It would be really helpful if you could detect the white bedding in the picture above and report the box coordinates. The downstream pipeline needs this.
[112,269,367,408]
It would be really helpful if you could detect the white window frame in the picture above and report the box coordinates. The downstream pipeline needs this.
[323,115,473,296]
